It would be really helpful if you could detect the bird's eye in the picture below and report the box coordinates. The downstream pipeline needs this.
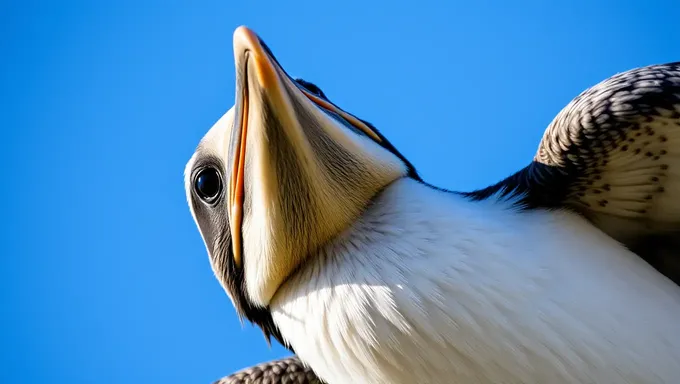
[295,78,327,99]
[195,167,222,202]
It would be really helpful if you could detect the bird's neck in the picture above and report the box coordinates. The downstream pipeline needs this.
[271,177,608,304]
[269,177,678,384]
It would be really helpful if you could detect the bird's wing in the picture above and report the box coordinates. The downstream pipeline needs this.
[214,356,324,384]
[466,62,680,284]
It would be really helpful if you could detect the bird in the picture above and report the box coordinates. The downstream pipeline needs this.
[185,25,680,384]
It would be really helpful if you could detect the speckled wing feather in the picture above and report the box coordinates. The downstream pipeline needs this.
[468,62,680,283]
[214,356,324,384]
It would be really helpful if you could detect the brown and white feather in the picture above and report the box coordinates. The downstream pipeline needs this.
[214,357,323,384]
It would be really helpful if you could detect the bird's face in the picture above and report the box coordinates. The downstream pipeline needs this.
[185,26,415,315]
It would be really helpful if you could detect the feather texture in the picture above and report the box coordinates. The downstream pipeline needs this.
[215,357,323,384]
[269,178,680,384]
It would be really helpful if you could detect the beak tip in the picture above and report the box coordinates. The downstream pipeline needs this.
[233,25,259,58]
[233,26,279,90]
[233,25,255,42]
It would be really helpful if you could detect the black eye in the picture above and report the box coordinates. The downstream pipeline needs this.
[194,167,222,202]
[295,78,327,100]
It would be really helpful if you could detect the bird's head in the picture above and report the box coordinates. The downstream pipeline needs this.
[184,26,417,320]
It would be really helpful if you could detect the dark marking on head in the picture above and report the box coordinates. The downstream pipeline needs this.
[288,90,365,176]
[291,78,421,180]
[189,154,291,351]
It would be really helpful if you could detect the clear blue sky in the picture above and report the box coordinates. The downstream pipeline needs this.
[3,1,679,383]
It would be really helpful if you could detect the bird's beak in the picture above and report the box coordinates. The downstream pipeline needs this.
[227,26,381,268]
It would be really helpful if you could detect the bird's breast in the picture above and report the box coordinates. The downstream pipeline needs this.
[270,178,680,384]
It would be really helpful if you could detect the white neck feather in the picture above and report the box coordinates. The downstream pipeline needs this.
[270,177,680,384]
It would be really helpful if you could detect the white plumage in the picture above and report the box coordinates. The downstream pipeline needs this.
[271,178,680,383]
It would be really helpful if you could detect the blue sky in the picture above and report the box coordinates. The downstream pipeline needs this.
[3,1,680,383]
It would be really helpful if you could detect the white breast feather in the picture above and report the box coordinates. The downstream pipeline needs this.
[269,178,680,384]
